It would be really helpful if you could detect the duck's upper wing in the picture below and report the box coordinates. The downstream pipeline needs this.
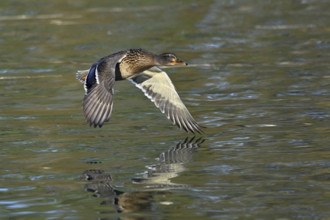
[129,67,203,133]
[82,52,127,128]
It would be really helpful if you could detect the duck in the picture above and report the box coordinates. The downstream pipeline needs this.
[76,48,203,134]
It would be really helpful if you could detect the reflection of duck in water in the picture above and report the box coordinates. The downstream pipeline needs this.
[76,49,203,133]
[81,138,205,217]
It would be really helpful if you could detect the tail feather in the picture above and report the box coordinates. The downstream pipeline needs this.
[76,69,90,83]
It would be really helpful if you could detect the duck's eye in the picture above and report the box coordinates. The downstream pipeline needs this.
[164,54,176,60]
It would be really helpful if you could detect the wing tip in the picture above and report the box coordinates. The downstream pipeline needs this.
[88,122,104,128]
[175,119,204,134]
[194,123,205,134]
[85,112,108,128]
[189,125,205,135]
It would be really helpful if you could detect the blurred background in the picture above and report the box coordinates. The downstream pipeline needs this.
[1,0,330,219]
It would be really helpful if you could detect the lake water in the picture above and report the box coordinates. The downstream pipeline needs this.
[1,0,330,219]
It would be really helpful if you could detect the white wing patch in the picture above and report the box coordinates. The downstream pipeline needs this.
[83,77,88,93]
[95,65,100,85]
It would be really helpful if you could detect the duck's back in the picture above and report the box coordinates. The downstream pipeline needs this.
[96,50,129,81]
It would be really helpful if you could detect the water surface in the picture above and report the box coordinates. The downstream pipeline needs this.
[1,0,330,219]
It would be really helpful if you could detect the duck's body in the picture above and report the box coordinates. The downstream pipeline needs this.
[76,49,203,134]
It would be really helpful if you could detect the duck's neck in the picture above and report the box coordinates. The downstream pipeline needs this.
[119,50,159,79]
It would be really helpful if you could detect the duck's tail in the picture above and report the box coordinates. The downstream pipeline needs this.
[76,69,89,84]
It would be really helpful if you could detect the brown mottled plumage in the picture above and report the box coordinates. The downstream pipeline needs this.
[76,49,203,134]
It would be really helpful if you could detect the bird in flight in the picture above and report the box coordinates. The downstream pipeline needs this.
[76,49,203,134]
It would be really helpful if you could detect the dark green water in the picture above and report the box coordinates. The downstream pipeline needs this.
[1,0,330,219]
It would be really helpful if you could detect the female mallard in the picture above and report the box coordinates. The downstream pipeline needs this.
[76,49,203,134]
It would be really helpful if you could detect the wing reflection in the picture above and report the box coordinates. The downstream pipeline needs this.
[132,137,204,189]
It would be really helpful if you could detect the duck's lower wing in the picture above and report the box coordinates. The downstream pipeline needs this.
[83,79,115,128]
[77,68,114,127]
[82,63,116,128]
[129,67,203,134]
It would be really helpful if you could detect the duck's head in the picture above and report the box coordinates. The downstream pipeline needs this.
[155,53,188,66]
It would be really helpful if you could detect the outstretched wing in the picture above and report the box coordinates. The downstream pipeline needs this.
[82,52,127,127]
[129,67,203,133]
